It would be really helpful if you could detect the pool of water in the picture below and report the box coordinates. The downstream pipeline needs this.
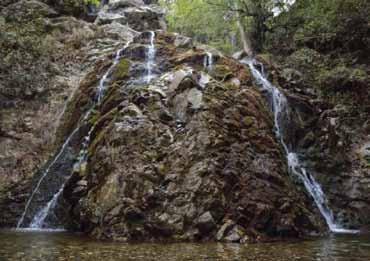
[1,230,370,260]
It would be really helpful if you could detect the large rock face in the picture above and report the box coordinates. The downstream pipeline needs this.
[0,0,327,241]
[57,32,326,242]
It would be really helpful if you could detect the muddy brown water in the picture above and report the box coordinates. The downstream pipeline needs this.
[0,230,370,260]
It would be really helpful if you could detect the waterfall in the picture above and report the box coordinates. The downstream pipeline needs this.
[146,31,156,83]
[16,41,131,230]
[203,52,213,71]
[16,126,80,229]
[26,128,94,230]
[29,185,64,229]
[96,46,128,103]
[243,58,358,234]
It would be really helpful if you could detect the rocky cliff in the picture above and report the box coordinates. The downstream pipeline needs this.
[257,49,369,230]
[0,0,337,242]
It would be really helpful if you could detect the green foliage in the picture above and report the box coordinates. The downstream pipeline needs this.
[161,0,293,54]
[318,65,368,94]
[266,0,370,118]
[267,0,370,55]
[160,0,240,53]
[84,0,100,6]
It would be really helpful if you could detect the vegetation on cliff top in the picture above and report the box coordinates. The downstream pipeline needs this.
[163,0,369,114]
[162,0,369,56]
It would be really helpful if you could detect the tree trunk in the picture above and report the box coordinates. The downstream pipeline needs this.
[236,17,254,57]
[234,2,254,57]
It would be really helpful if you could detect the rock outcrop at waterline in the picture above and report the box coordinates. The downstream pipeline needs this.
[58,33,326,242]
[0,0,329,242]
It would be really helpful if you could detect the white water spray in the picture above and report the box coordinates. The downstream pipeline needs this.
[17,42,132,230]
[244,58,358,234]
[199,72,211,89]
[29,185,65,229]
[146,31,156,83]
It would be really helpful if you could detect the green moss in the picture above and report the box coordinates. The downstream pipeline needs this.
[243,116,255,128]
[156,163,170,176]
[351,68,368,82]
[88,129,103,156]
[79,162,88,177]
[210,65,233,81]
[87,108,118,157]
[257,53,273,64]
[113,59,131,80]
[87,123,111,158]
[143,151,159,162]
[88,109,100,125]
[100,82,123,115]
[223,82,239,91]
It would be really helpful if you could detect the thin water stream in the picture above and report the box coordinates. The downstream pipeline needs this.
[18,33,157,230]
[243,59,358,234]
[146,31,156,83]
[17,42,132,230]
[16,126,81,229]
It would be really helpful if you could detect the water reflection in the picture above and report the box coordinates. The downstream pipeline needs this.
[0,231,370,260]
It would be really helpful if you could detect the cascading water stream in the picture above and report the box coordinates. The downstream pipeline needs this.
[203,52,213,71]
[17,42,131,230]
[198,52,214,89]
[16,126,81,229]
[28,185,65,229]
[146,31,156,83]
[97,45,129,102]
[243,58,358,234]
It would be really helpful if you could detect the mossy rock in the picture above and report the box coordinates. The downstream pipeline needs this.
[242,116,255,128]
[299,131,315,148]
[1,0,58,23]
[86,106,120,158]
[318,65,368,94]
[79,162,88,177]
[210,65,234,81]
[113,59,131,80]
[87,115,116,158]
[88,109,100,125]
[100,82,123,115]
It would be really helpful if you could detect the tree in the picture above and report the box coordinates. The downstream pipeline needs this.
[205,0,291,55]
[162,0,293,55]
[161,0,239,53]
